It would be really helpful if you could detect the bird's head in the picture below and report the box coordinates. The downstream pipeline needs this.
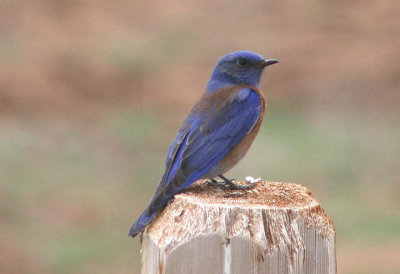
[206,51,278,93]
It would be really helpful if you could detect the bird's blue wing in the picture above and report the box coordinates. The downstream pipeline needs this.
[182,88,261,171]
[148,87,262,211]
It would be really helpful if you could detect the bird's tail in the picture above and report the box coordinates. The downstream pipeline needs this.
[129,177,184,237]
[129,189,172,237]
[129,209,158,237]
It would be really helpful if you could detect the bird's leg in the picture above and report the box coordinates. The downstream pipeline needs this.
[218,174,255,190]
[206,178,230,190]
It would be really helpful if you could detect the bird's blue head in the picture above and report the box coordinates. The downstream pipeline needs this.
[206,51,278,93]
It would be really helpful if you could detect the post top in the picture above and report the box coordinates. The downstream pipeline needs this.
[142,181,336,272]
[180,180,317,209]
[144,180,334,254]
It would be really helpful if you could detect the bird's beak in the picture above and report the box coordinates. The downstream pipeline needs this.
[260,59,279,68]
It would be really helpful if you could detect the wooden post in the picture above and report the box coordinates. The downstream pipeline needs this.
[141,180,336,274]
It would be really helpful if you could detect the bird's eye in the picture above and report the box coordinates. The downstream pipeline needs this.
[237,58,248,66]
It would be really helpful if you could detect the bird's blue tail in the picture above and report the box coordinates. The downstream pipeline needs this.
[129,210,157,237]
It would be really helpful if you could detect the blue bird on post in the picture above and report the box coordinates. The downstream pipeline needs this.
[129,51,278,237]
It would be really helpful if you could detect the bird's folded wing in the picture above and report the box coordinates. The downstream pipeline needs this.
[158,87,262,194]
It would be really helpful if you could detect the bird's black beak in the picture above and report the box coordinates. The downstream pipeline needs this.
[260,59,279,68]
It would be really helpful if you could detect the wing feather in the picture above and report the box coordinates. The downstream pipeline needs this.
[146,87,262,215]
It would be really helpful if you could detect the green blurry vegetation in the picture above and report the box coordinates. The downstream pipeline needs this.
[1,105,399,272]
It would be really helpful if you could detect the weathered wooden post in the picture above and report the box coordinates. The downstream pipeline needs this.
[141,180,336,274]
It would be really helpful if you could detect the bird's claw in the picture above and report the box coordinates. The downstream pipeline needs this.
[219,174,257,190]
[206,175,257,190]
[206,178,231,190]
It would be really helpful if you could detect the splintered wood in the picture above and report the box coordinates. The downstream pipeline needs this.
[141,180,336,274]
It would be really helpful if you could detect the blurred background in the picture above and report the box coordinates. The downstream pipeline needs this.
[1,0,399,273]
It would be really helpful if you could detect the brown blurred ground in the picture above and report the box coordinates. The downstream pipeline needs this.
[1,0,399,273]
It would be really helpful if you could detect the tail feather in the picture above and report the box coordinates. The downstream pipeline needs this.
[129,175,194,237]
[129,210,157,237]
[129,181,180,237]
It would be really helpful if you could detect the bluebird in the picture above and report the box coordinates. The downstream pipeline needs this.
[129,51,278,237]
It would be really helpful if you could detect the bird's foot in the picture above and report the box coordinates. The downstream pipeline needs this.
[219,174,256,190]
[207,175,257,190]
[206,178,231,190]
